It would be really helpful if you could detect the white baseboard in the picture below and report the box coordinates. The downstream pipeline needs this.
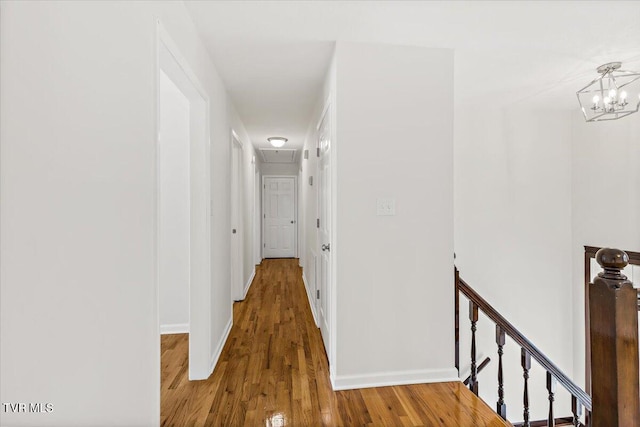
[302,271,319,326]
[209,317,233,375]
[160,323,189,335]
[331,368,460,391]
[243,268,256,299]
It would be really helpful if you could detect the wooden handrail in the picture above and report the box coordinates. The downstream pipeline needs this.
[457,276,592,412]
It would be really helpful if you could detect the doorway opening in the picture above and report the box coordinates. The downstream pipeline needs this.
[157,23,211,381]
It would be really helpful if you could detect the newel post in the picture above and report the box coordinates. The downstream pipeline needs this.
[589,248,640,426]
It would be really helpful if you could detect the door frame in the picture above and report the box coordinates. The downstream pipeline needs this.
[262,175,298,259]
[230,130,244,301]
[156,21,211,381]
[298,167,304,268]
[253,161,262,264]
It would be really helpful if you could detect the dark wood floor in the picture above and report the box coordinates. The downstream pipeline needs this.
[161,258,510,426]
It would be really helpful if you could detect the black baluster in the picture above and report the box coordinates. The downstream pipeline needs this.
[547,372,556,427]
[496,325,506,419]
[571,396,582,427]
[469,301,478,395]
[521,348,531,427]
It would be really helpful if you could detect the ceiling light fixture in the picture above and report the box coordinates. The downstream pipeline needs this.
[267,137,288,148]
[577,62,640,122]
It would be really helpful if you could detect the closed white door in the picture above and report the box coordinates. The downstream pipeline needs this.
[230,136,244,301]
[263,177,297,258]
[317,107,331,352]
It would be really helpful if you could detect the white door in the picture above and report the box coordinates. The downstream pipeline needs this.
[230,135,244,301]
[263,177,297,258]
[317,107,331,352]
[254,164,262,265]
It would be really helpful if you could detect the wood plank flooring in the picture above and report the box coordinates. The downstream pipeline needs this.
[161,259,510,426]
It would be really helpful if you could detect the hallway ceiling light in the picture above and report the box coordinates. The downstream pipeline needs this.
[577,62,640,122]
[267,137,288,148]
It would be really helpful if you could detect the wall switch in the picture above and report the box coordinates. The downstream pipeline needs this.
[376,198,396,216]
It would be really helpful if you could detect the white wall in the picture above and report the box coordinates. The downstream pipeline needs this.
[570,111,640,389]
[159,71,190,333]
[454,105,574,420]
[0,2,245,425]
[332,42,455,388]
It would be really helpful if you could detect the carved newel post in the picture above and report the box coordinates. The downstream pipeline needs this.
[589,248,640,426]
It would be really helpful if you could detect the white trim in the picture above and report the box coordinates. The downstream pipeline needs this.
[153,22,161,426]
[302,272,319,326]
[316,95,332,131]
[253,163,262,265]
[231,129,243,148]
[157,23,209,99]
[243,267,256,299]
[329,81,338,385]
[330,368,460,391]
[158,20,212,382]
[209,317,233,375]
[160,323,189,335]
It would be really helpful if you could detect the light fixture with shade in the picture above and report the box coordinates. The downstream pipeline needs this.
[577,62,640,122]
[267,137,288,148]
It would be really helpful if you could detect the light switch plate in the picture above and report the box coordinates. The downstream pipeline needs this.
[376,198,395,216]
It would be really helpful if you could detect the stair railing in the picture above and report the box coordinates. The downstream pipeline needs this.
[455,268,591,426]
[456,247,640,427]
[583,245,640,397]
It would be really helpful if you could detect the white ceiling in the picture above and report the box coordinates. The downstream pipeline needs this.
[185,1,640,150]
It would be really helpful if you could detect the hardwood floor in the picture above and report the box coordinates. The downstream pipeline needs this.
[161,259,510,426]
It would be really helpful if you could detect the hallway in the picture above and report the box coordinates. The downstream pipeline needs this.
[161,259,509,426]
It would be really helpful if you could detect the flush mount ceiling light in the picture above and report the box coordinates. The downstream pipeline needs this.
[577,62,640,122]
[267,137,288,148]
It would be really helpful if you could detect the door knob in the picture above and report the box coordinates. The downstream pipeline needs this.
[232,229,237,234]
[321,243,331,252]
[290,220,295,224]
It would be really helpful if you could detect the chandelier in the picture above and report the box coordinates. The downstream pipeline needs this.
[576,62,640,122]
